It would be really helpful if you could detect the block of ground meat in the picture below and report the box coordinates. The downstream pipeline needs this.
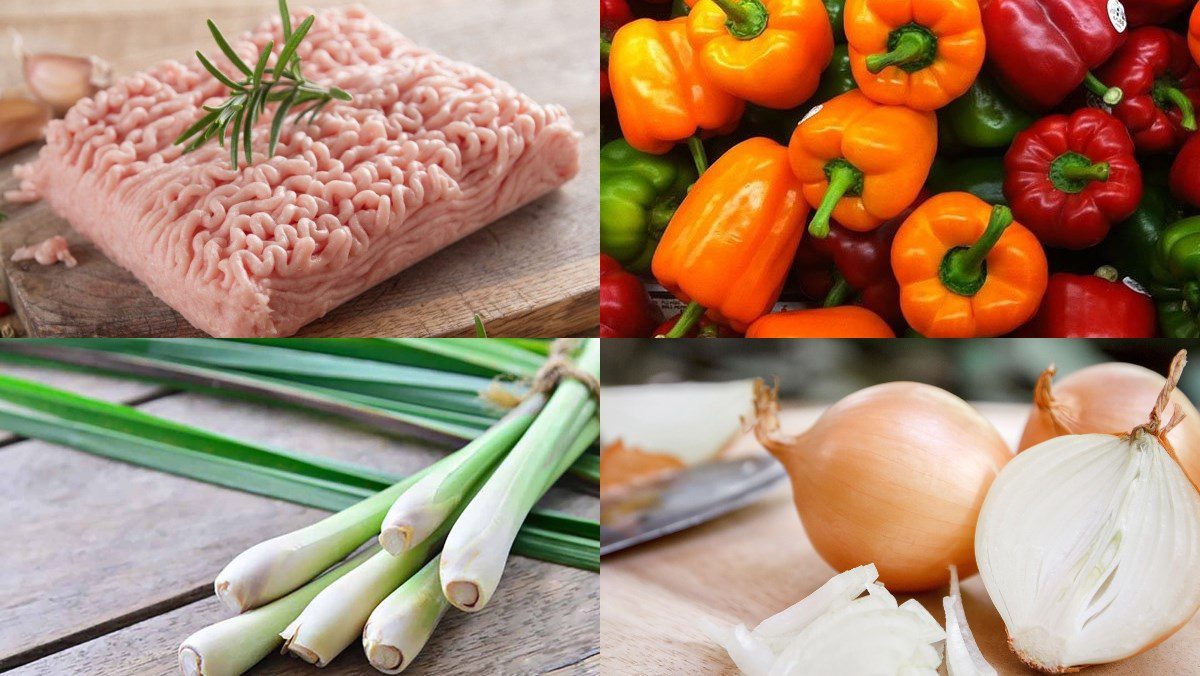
[8,6,579,337]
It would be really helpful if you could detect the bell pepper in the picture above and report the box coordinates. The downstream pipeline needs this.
[845,0,985,111]
[926,156,1008,207]
[1170,128,1200,208]
[981,0,1128,111]
[1191,3,1200,68]
[1016,267,1156,338]
[600,139,699,272]
[1126,0,1192,28]
[654,312,741,336]
[601,0,636,102]
[1151,216,1200,338]
[892,192,1048,337]
[788,90,937,237]
[1102,165,1185,287]
[601,255,664,338]
[735,45,856,144]
[939,71,1034,149]
[609,18,744,155]
[686,0,833,109]
[744,306,895,337]
[1096,27,1200,153]
[652,137,809,336]
[791,207,911,330]
[1003,108,1143,250]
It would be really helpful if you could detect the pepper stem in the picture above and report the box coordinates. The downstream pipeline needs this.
[1095,265,1119,282]
[661,301,706,338]
[709,0,769,41]
[810,160,862,238]
[601,35,611,62]
[1059,161,1110,182]
[687,136,708,175]
[1084,72,1123,105]
[866,27,936,74]
[822,273,852,307]
[938,205,1013,297]
[1157,84,1197,131]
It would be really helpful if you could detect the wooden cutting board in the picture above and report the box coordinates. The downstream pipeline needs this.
[601,403,1200,675]
[0,0,598,337]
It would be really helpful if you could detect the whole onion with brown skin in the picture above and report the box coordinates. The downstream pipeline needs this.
[752,380,1012,592]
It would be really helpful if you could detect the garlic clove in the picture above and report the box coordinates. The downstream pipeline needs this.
[23,52,112,117]
[0,97,50,155]
[975,430,1200,672]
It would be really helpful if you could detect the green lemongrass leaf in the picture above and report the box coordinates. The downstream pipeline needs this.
[568,450,600,484]
[195,50,243,90]
[275,15,314,79]
[497,338,553,355]
[474,314,488,338]
[385,338,542,379]
[252,40,273,84]
[238,338,531,378]
[525,510,600,541]
[207,20,253,76]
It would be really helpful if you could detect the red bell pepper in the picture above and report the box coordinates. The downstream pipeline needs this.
[791,203,918,331]
[1096,27,1200,153]
[1016,266,1156,338]
[601,255,663,337]
[654,312,740,337]
[1125,0,1192,28]
[1171,131,1200,208]
[1004,108,1142,249]
[601,0,636,101]
[981,0,1127,111]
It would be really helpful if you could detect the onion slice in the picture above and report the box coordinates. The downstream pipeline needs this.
[942,566,996,676]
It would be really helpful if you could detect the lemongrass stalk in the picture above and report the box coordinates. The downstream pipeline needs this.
[280,543,434,666]
[362,554,450,673]
[215,403,537,613]
[379,394,546,555]
[179,548,372,676]
[440,337,599,611]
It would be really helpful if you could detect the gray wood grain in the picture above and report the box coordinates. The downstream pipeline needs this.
[0,0,599,338]
[0,386,597,673]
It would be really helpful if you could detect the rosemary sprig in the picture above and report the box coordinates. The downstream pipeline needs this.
[174,0,351,168]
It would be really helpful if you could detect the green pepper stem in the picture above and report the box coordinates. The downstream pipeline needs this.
[709,0,769,40]
[1059,160,1109,182]
[1095,265,1119,282]
[865,29,935,74]
[810,162,861,238]
[1084,72,1123,105]
[822,273,852,307]
[939,205,1013,296]
[661,301,706,338]
[687,137,708,175]
[1159,84,1197,132]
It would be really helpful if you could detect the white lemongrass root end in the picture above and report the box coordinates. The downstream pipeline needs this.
[378,526,413,556]
[178,646,203,676]
[364,642,404,671]
[444,580,482,611]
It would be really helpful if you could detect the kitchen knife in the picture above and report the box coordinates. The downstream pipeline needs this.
[600,455,786,556]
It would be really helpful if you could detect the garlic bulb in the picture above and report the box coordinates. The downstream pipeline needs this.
[13,27,112,117]
[976,357,1200,672]
[703,564,946,676]
[0,96,50,155]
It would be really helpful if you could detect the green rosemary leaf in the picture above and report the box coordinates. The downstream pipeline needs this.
[304,99,328,125]
[279,0,293,40]
[207,20,253,77]
[252,40,273,85]
[330,87,352,102]
[174,106,222,146]
[196,51,243,91]
[243,92,257,164]
[230,105,245,168]
[269,90,298,155]
[275,15,314,78]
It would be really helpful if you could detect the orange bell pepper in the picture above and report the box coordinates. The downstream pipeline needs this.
[653,137,809,336]
[1191,3,1200,67]
[687,0,834,109]
[745,306,896,337]
[891,192,1048,337]
[609,18,745,156]
[788,89,937,238]
[845,0,985,111]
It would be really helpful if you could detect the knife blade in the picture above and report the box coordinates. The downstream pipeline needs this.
[600,455,786,556]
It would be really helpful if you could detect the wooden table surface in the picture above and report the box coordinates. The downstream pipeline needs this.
[0,0,599,338]
[600,403,1200,675]
[0,363,599,675]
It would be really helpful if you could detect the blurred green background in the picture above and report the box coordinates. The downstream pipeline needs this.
[602,340,1200,403]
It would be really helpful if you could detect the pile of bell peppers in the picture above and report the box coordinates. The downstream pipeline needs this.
[600,0,1200,338]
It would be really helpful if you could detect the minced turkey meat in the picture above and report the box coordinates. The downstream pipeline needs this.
[6,6,579,336]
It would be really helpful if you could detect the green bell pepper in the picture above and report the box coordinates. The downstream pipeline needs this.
[938,71,1034,150]
[925,156,1007,206]
[1102,177,1185,287]
[1151,216,1200,338]
[825,0,846,42]
[600,139,697,273]
[738,45,855,144]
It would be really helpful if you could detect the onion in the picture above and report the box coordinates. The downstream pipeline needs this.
[942,566,996,676]
[752,380,1011,592]
[976,353,1200,672]
[1019,353,1200,487]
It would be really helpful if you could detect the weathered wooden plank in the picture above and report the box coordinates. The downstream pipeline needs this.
[0,388,597,670]
[0,0,599,338]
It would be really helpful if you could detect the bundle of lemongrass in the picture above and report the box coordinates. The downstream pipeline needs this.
[179,338,599,675]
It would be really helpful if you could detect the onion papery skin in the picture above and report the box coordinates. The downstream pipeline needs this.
[754,381,1012,592]
[1019,363,1200,487]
